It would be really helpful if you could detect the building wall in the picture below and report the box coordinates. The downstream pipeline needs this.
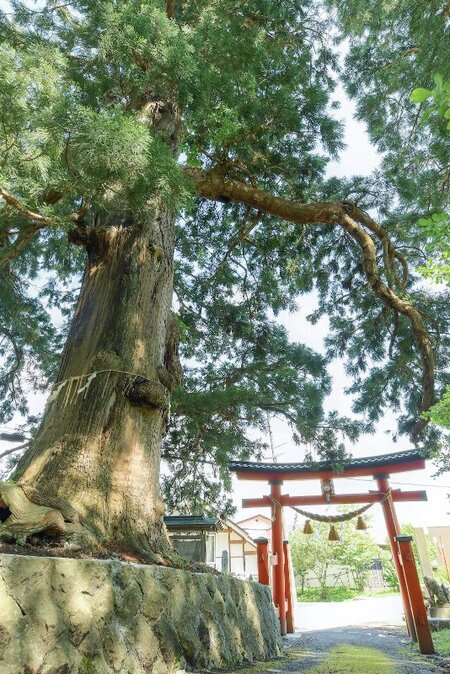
[214,530,258,579]
[237,515,272,545]
[243,540,258,579]
[428,526,450,578]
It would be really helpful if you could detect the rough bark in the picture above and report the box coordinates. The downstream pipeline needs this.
[13,203,177,552]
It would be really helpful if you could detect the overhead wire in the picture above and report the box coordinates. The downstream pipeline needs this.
[346,476,450,490]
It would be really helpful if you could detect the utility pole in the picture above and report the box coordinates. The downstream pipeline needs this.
[266,413,277,463]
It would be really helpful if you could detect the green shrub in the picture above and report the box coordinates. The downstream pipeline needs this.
[297,586,360,602]
[381,558,400,591]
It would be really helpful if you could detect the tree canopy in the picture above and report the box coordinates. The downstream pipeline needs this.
[0,0,449,522]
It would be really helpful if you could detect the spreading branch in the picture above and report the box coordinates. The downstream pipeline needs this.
[0,442,29,462]
[0,186,60,226]
[0,186,86,268]
[188,168,436,438]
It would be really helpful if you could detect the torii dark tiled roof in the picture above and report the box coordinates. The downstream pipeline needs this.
[164,515,225,531]
[229,449,426,478]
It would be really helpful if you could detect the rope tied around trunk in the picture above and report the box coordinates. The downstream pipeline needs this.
[46,369,155,408]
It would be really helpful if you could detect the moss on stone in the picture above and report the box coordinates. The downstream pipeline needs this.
[79,657,96,674]
[305,644,395,674]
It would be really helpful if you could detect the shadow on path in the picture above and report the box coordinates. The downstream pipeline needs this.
[222,626,450,674]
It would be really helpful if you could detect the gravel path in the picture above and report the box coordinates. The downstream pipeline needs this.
[222,598,450,674]
[277,626,450,674]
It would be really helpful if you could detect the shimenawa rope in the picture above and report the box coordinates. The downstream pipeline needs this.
[269,490,391,524]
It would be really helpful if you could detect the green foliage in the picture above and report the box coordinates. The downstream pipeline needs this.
[411,74,450,127]
[0,0,353,513]
[336,529,383,592]
[331,0,450,211]
[409,77,450,436]
[1,0,449,512]
[326,0,450,456]
[297,586,360,602]
[381,557,400,592]
[290,513,382,598]
[431,628,450,655]
[417,213,450,285]
[424,385,450,430]
[410,78,450,286]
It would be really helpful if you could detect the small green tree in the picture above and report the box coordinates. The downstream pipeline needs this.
[289,528,320,594]
[290,514,381,598]
[290,523,340,599]
[334,530,382,592]
[381,553,400,592]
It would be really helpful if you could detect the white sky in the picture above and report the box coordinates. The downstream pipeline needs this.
[1,72,449,545]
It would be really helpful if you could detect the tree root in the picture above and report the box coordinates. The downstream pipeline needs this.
[0,481,91,546]
[0,482,219,572]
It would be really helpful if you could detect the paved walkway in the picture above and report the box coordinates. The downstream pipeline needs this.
[294,595,404,631]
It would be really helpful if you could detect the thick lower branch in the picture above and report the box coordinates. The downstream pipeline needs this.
[186,168,344,224]
[0,186,59,226]
[340,213,435,436]
[189,168,436,436]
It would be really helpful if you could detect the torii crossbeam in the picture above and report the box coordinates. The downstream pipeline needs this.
[229,449,434,654]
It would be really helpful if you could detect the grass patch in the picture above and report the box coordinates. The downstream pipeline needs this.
[305,644,395,674]
[297,587,401,602]
[359,588,400,598]
[428,628,450,655]
[297,587,360,602]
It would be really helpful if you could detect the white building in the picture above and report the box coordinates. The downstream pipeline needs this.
[164,515,258,579]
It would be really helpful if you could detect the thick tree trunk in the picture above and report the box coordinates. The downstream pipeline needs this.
[13,201,177,552]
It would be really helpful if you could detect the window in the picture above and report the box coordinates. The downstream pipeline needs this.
[171,536,204,562]
[206,533,215,565]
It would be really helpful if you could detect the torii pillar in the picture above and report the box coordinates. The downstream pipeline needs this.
[270,480,287,635]
[377,473,417,641]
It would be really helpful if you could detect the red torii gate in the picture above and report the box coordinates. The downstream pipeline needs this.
[229,449,434,654]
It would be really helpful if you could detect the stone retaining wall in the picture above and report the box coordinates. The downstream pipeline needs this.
[0,553,282,674]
